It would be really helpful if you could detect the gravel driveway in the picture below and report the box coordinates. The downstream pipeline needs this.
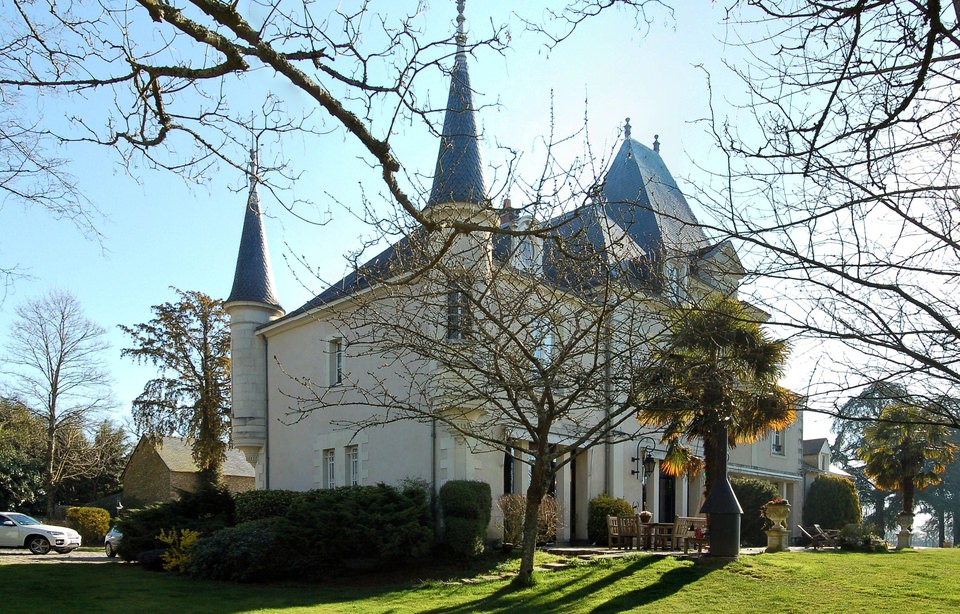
[0,549,114,564]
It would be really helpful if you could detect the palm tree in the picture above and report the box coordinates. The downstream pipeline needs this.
[860,402,957,518]
[637,296,796,497]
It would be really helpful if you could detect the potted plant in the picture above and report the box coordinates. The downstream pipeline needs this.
[761,497,791,530]
[638,509,653,524]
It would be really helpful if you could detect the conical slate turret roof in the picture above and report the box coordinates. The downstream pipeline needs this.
[426,5,486,207]
[226,153,282,309]
[600,120,707,255]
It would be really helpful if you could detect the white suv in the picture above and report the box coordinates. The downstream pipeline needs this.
[0,512,82,554]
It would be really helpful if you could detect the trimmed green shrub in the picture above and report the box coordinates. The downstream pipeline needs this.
[730,477,780,547]
[587,494,633,544]
[803,474,862,529]
[439,480,491,557]
[114,483,235,562]
[284,483,433,572]
[66,506,111,544]
[234,489,299,523]
[189,517,296,582]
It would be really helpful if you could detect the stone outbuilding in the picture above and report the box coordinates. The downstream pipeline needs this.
[121,436,256,505]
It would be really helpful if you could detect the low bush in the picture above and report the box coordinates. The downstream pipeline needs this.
[439,481,491,558]
[157,528,202,573]
[65,506,111,544]
[234,489,299,523]
[587,494,633,544]
[189,517,296,582]
[497,493,563,547]
[115,483,235,561]
[730,478,780,547]
[837,523,889,553]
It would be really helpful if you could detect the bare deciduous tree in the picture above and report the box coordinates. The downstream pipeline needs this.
[684,1,960,426]
[1,290,113,516]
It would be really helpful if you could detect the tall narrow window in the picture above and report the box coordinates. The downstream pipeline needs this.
[446,287,471,341]
[346,445,359,486]
[771,429,785,455]
[329,339,343,385]
[322,448,335,488]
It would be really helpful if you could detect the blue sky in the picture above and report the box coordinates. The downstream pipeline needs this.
[0,1,834,440]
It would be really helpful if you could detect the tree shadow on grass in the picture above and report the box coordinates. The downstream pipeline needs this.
[588,558,727,613]
[421,556,668,614]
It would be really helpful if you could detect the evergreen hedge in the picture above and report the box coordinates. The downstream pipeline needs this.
[730,477,780,546]
[587,494,633,544]
[439,480,491,557]
[803,474,862,530]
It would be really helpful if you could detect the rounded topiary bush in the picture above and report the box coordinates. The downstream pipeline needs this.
[66,506,111,544]
[439,480,491,557]
[587,494,633,544]
[730,478,780,546]
[804,474,861,529]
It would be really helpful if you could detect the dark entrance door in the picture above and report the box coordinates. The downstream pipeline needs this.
[659,474,676,523]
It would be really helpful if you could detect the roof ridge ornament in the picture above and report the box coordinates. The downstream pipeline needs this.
[624,117,631,140]
[654,134,660,153]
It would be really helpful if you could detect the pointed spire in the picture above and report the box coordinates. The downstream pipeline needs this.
[426,0,486,208]
[227,143,282,309]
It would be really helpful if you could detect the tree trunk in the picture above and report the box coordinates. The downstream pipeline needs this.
[513,454,549,588]
[44,419,57,518]
[937,508,946,547]
[901,477,915,515]
[874,490,888,534]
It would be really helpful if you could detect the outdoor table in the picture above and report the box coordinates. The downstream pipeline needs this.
[641,523,674,550]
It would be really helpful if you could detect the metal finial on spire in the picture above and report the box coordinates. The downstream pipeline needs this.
[249,138,259,190]
[653,134,660,153]
[456,0,467,51]
[624,117,631,140]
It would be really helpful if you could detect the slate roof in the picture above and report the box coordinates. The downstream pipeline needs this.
[279,127,712,321]
[226,175,282,309]
[426,43,486,207]
[802,438,830,457]
[600,134,708,256]
[133,436,255,477]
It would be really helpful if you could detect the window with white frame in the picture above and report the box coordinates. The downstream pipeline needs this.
[346,445,360,486]
[446,286,471,341]
[322,448,335,488]
[663,260,687,302]
[329,339,343,386]
[532,319,555,366]
[771,429,785,455]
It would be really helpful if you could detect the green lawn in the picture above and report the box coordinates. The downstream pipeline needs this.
[3,549,958,613]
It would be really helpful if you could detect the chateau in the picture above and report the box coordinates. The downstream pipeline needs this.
[224,6,806,542]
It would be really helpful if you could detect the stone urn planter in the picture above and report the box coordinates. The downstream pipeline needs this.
[763,501,791,530]
[896,512,914,549]
[639,510,653,524]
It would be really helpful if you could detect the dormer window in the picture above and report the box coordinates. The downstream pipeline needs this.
[663,260,687,302]
[511,217,541,273]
